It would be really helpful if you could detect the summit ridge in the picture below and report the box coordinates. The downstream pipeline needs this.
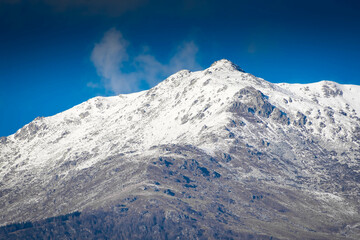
[209,59,245,72]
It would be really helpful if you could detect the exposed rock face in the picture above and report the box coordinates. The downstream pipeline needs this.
[230,86,290,125]
[14,119,47,141]
[1,59,360,239]
[0,137,7,144]
[322,82,343,98]
[294,111,307,126]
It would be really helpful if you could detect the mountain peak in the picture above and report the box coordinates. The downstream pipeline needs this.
[209,59,245,72]
[2,59,360,239]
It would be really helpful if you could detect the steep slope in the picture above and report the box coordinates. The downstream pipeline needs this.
[0,60,359,239]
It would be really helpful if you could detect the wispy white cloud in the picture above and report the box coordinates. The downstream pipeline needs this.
[169,41,200,72]
[90,28,133,93]
[90,28,201,94]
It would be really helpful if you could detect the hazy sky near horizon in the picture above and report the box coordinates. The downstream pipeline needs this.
[1,0,360,136]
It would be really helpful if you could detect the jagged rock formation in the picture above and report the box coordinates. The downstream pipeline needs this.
[0,59,360,239]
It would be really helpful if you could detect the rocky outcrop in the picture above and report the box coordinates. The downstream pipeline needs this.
[14,119,47,141]
[322,82,343,98]
[230,86,289,125]
[293,111,307,127]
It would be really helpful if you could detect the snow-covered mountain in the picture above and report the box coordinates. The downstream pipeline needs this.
[1,59,360,239]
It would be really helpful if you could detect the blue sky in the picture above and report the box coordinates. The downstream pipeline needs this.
[0,0,359,136]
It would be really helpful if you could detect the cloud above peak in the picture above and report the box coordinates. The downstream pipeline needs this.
[90,28,131,93]
[90,28,201,94]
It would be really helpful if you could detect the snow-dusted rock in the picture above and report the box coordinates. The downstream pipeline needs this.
[0,59,359,239]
